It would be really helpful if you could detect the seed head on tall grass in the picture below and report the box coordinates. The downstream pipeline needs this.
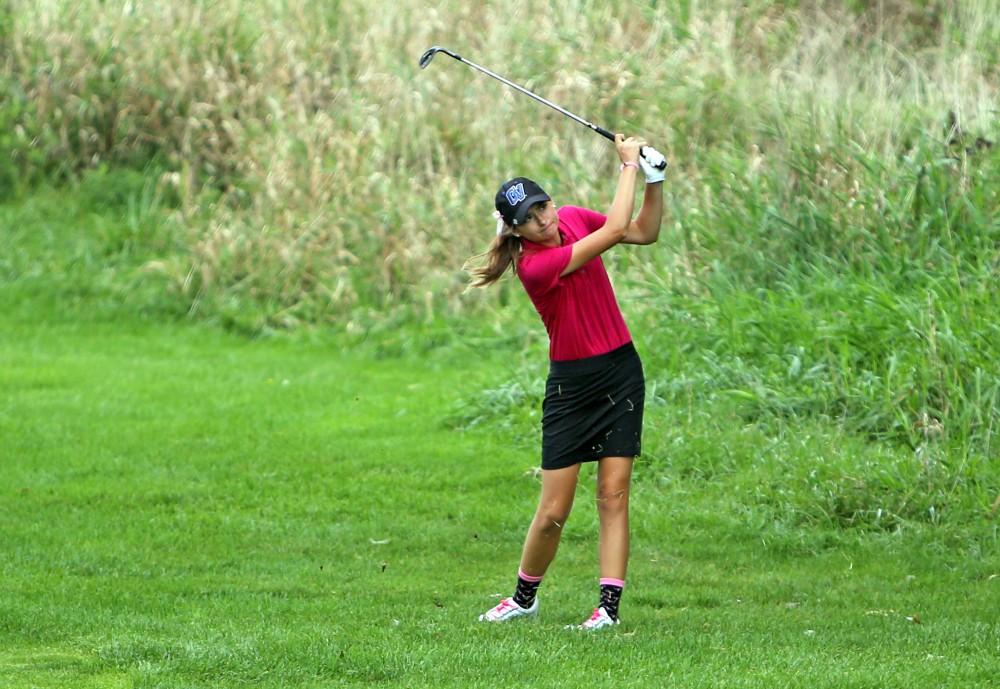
[3,1,998,461]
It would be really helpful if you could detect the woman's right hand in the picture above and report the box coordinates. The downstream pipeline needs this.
[615,133,645,165]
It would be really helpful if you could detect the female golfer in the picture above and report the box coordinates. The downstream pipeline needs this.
[471,134,665,629]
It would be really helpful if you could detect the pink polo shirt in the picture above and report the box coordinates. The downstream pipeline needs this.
[516,205,632,361]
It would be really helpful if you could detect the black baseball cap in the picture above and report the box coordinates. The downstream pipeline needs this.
[495,177,551,226]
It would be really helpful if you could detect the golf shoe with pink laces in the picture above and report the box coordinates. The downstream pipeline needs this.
[478,596,539,622]
[568,606,619,630]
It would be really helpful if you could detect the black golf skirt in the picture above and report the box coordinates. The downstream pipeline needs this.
[541,341,645,470]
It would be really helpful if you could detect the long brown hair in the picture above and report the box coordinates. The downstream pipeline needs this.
[466,222,521,287]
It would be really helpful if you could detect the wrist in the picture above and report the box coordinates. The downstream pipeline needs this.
[619,161,639,172]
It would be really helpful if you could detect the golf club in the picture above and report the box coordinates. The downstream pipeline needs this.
[418,46,666,170]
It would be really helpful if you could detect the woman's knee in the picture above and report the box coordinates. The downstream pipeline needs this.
[535,501,573,533]
[595,483,629,517]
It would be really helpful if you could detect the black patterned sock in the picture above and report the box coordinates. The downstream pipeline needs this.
[513,570,543,608]
[599,579,625,620]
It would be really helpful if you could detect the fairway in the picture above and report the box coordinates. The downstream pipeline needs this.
[3,1,999,685]
[2,316,997,688]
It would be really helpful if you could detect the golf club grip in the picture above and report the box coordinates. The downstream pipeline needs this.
[599,130,666,170]
[594,125,616,141]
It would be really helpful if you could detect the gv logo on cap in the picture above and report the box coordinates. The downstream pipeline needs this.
[504,183,526,206]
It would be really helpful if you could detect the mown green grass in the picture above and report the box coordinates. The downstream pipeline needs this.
[2,180,998,688]
[3,303,999,688]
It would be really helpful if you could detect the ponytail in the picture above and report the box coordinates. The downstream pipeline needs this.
[466,222,521,288]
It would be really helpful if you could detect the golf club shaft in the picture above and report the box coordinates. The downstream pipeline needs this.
[420,47,666,169]
[424,48,615,141]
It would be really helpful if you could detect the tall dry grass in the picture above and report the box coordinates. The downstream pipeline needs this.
[3,0,996,328]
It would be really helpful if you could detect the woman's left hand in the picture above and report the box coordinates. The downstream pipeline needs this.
[615,133,645,165]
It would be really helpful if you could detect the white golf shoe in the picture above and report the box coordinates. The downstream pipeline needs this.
[478,596,539,622]
[567,606,619,630]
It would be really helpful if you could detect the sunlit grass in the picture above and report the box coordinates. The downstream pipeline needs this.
[2,287,998,689]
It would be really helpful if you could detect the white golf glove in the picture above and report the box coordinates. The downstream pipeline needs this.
[639,147,668,184]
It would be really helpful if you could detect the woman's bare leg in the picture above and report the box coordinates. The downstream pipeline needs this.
[596,456,633,579]
[518,463,582,576]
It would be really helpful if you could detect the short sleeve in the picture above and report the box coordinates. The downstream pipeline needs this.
[563,206,607,235]
[517,245,573,296]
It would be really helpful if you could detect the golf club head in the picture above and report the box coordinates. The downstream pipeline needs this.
[418,46,460,69]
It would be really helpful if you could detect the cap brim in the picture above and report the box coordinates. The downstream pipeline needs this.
[512,194,551,225]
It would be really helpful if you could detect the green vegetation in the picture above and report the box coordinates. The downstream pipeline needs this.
[3,0,998,456]
[1,1,999,686]
[2,190,998,688]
